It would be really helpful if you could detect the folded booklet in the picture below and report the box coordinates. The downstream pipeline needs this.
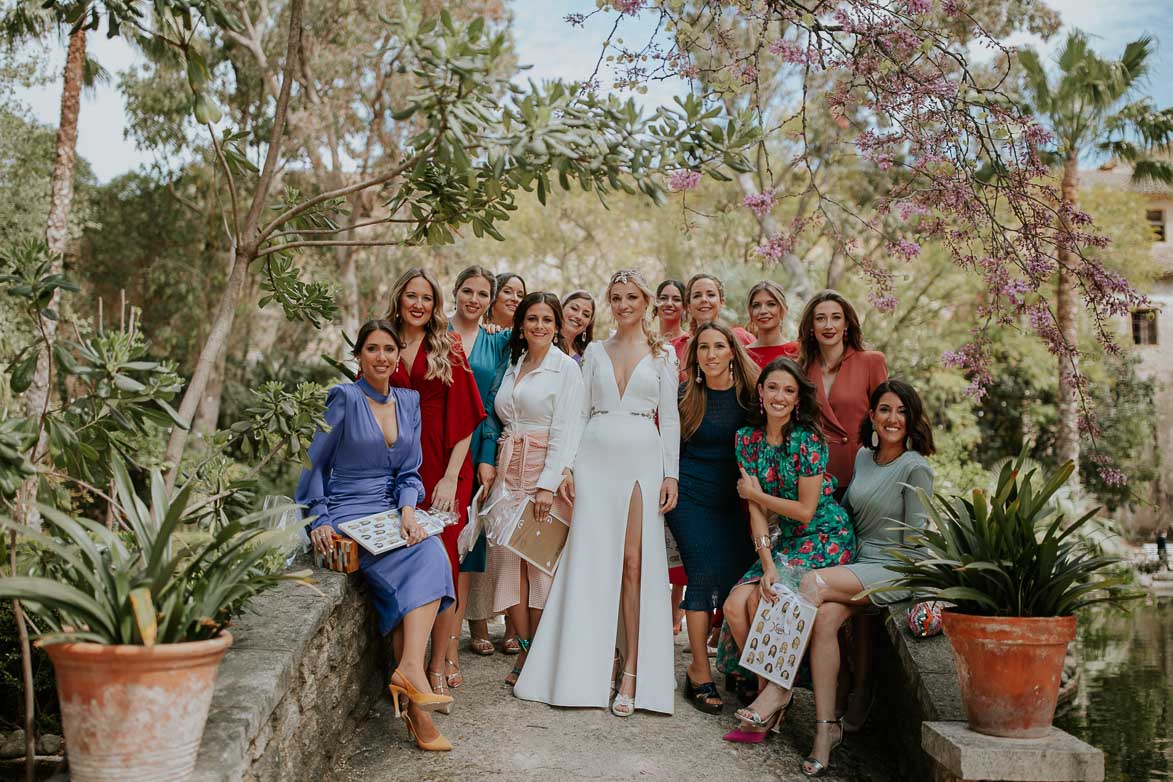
[738,582,817,689]
[338,508,456,556]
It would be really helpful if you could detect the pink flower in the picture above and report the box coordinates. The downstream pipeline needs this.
[868,293,899,313]
[769,39,812,64]
[668,169,701,192]
[743,190,776,217]
[905,0,932,15]
[612,0,643,14]
[839,550,852,565]
[799,540,814,554]
[827,542,840,555]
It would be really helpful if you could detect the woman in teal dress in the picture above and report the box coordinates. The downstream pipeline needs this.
[449,265,512,668]
[717,357,855,741]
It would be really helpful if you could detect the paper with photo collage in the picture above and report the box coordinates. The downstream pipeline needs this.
[738,582,818,689]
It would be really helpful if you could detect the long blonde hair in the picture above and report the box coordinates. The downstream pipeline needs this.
[386,267,457,385]
[606,269,665,358]
[679,322,760,439]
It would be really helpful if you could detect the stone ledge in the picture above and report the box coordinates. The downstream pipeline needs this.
[189,565,385,782]
[922,721,1105,782]
[884,603,965,722]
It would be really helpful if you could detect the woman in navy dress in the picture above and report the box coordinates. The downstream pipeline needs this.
[668,322,759,714]
[297,319,455,751]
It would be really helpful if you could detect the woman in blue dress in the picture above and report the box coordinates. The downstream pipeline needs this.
[297,319,455,752]
[449,265,512,667]
[668,322,759,714]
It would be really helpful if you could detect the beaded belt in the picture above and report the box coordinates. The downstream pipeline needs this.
[590,407,655,420]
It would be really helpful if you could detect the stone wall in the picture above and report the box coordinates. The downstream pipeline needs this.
[190,566,386,782]
[874,602,965,782]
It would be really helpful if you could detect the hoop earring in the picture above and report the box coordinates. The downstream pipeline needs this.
[870,431,879,448]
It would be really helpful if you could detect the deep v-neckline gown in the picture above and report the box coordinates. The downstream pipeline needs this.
[514,341,680,714]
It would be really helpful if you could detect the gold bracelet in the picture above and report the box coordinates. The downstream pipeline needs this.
[754,534,771,552]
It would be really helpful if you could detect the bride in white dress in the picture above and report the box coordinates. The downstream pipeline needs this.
[514,269,680,716]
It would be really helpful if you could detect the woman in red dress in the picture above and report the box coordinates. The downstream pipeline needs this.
[388,268,486,708]
[795,290,888,497]
[744,280,799,368]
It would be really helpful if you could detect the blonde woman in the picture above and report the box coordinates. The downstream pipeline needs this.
[388,268,485,708]
[744,280,799,368]
[515,269,680,716]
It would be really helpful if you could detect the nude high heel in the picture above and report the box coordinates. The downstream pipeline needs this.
[388,668,453,716]
[401,710,453,752]
[427,670,454,715]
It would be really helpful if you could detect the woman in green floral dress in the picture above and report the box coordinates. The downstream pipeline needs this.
[716,358,856,735]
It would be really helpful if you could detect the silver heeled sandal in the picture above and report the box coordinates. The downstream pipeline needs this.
[611,672,636,717]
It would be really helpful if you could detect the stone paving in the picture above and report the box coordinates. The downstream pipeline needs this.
[331,623,898,782]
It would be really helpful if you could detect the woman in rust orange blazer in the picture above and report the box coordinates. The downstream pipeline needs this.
[796,291,887,497]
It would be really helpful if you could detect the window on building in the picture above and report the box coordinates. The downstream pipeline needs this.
[1146,209,1166,242]
[1132,309,1159,346]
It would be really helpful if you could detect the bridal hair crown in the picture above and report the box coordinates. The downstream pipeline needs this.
[610,269,646,286]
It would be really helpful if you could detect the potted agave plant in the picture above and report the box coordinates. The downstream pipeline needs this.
[0,459,310,781]
[883,450,1136,738]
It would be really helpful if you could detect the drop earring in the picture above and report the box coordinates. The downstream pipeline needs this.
[695,367,703,384]
[870,430,879,448]
[905,436,911,451]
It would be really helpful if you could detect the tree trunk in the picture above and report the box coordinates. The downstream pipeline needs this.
[1055,154,1080,481]
[192,335,230,435]
[19,25,87,533]
[164,246,249,487]
[337,194,364,336]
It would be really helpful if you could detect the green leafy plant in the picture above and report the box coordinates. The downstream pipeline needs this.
[0,458,311,646]
[882,449,1139,617]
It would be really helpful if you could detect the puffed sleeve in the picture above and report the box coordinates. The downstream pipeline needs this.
[443,336,487,451]
[393,391,426,510]
[295,385,348,531]
[900,462,935,543]
[734,426,757,475]
[537,358,585,491]
[476,330,511,467]
[798,428,830,477]
[658,348,681,480]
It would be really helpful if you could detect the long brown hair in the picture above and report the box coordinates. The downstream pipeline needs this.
[386,267,457,385]
[678,322,760,440]
[796,289,864,373]
[561,290,596,356]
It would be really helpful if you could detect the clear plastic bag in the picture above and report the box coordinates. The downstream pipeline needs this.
[261,495,309,568]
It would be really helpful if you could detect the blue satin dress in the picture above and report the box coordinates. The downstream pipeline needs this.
[296,380,454,634]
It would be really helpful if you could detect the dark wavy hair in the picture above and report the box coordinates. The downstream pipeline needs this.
[487,272,527,325]
[859,379,936,456]
[797,290,865,373]
[561,290,596,356]
[353,318,404,357]
[508,292,565,364]
[749,358,823,444]
[653,278,686,320]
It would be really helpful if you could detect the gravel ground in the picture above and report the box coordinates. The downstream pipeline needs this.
[331,622,899,782]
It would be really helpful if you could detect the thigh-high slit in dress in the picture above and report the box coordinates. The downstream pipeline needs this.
[514,341,680,714]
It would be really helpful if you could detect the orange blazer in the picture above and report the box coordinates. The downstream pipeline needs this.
[806,348,888,494]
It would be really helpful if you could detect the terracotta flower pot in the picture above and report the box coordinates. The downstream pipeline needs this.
[45,631,232,782]
[941,611,1075,738]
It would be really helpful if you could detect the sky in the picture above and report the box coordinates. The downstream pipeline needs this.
[12,0,1173,183]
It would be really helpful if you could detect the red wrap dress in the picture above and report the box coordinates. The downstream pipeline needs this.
[391,335,486,580]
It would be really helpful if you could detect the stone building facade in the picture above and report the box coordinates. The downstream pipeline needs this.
[1084,163,1173,533]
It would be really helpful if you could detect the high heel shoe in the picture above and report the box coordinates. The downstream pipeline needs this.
[801,719,844,778]
[611,672,636,717]
[426,670,453,715]
[401,710,452,752]
[445,636,464,689]
[725,692,792,744]
[388,669,454,716]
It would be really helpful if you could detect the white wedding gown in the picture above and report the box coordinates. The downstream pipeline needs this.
[514,340,680,714]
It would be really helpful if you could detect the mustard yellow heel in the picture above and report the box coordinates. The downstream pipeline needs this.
[402,711,452,752]
[388,669,453,716]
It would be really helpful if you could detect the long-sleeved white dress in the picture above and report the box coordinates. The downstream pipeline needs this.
[514,340,680,714]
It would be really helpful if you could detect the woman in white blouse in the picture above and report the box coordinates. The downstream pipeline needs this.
[484,292,585,686]
[515,269,679,717]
